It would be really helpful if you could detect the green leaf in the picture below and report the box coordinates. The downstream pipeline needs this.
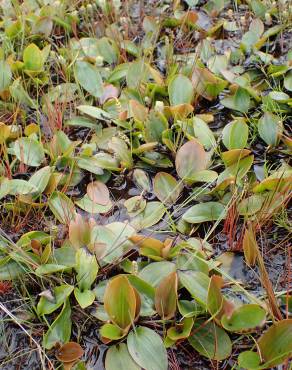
[23,43,44,71]
[105,344,141,370]
[13,138,45,167]
[222,119,249,150]
[258,319,292,367]
[178,270,210,306]
[221,88,250,113]
[127,327,168,370]
[258,112,282,146]
[104,275,137,329]
[37,285,74,315]
[284,71,292,92]
[74,60,103,98]
[0,260,24,280]
[168,74,194,106]
[96,37,119,64]
[138,261,176,287]
[130,202,166,231]
[35,264,69,275]
[8,179,38,195]
[175,140,208,180]
[183,202,226,223]
[191,117,216,150]
[153,172,182,205]
[100,323,125,340]
[188,320,232,360]
[221,304,266,333]
[74,287,95,309]
[28,166,51,194]
[75,194,112,214]
[77,105,113,120]
[48,191,76,224]
[10,78,37,108]
[75,248,98,291]
[0,60,12,92]
[126,275,155,316]
[43,300,71,349]
[237,195,264,216]
[238,351,261,369]
[167,317,193,341]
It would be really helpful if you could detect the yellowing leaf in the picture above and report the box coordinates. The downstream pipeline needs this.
[155,272,178,319]
[104,275,137,330]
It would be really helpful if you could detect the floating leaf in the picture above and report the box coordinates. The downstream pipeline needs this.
[105,344,141,370]
[69,214,91,249]
[28,166,52,194]
[221,304,266,333]
[0,60,12,92]
[131,202,165,231]
[243,226,258,267]
[75,248,98,291]
[175,140,208,180]
[192,67,227,100]
[178,270,210,306]
[207,275,225,320]
[221,88,251,113]
[167,317,193,341]
[23,43,44,71]
[43,300,72,349]
[87,181,110,206]
[155,272,177,319]
[130,235,164,261]
[127,327,168,370]
[75,194,112,214]
[153,172,182,205]
[74,288,95,309]
[56,342,84,363]
[104,275,137,329]
[257,319,292,367]
[238,195,264,216]
[74,60,103,98]
[222,119,249,150]
[37,285,74,315]
[13,138,45,167]
[238,351,261,370]
[258,112,282,146]
[183,202,226,223]
[139,261,176,287]
[100,323,125,341]
[188,320,232,360]
[168,74,194,106]
[124,196,146,217]
[48,191,76,224]
[284,71,292,92]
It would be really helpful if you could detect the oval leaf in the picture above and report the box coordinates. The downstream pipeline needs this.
[175,140,208,180]
[183,202,226,224]
[155,272,178,319]
[127,327,168,370]
[188,320,232,361]
[74,60,103,98]
[56,342,84,363]
[104,275,137,329]
[105,343,141,370]
[87,181,110,206]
